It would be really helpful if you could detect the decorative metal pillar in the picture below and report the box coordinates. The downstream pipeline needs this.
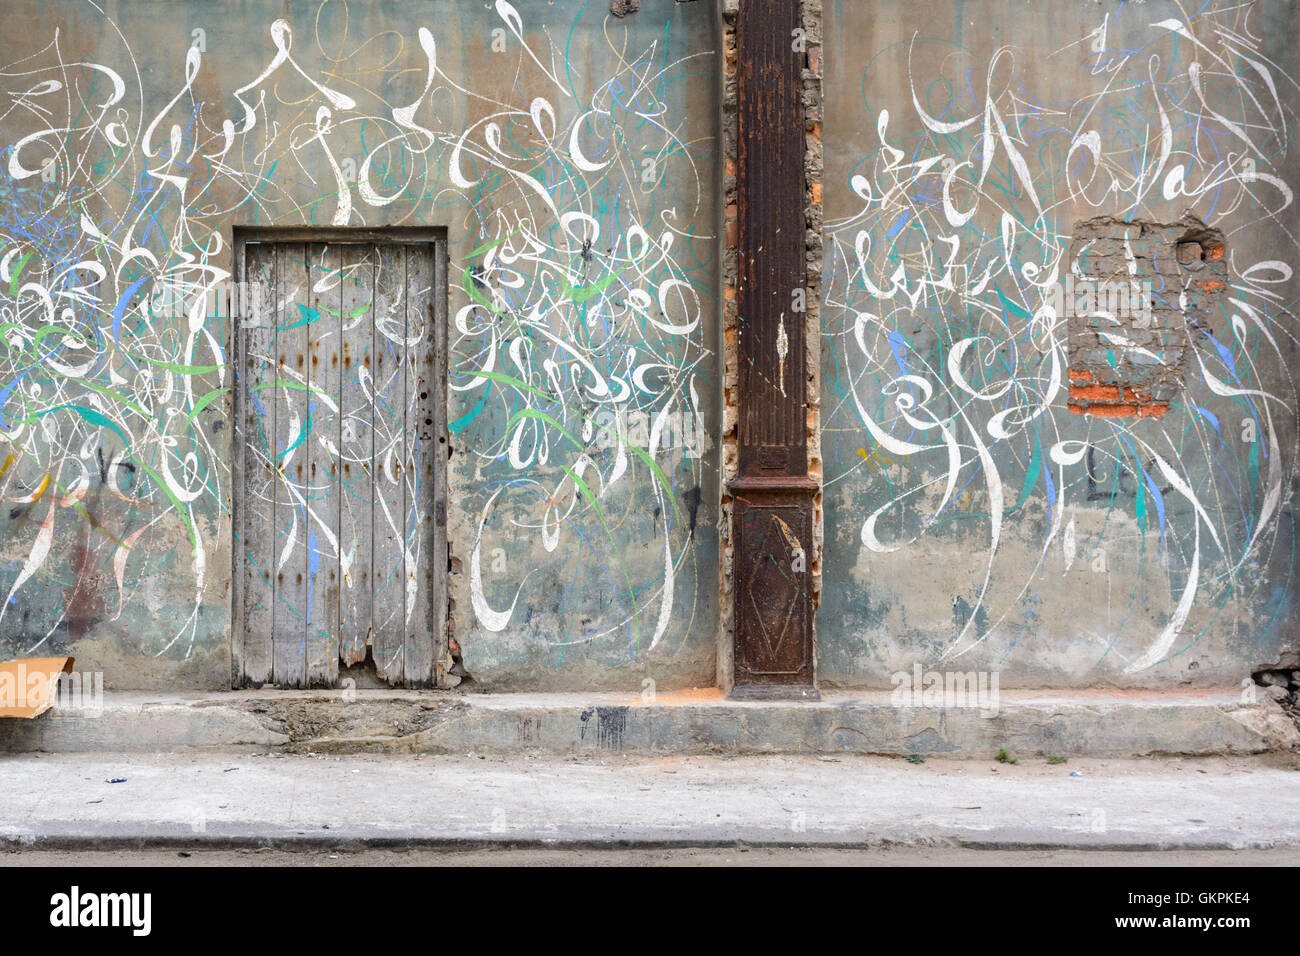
[729,0,819,699]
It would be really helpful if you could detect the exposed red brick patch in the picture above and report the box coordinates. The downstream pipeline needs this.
[1068,382,1158,416]
[1068,402,1169,419]
[1069,383,1123,401]
[1070,381,1151,399]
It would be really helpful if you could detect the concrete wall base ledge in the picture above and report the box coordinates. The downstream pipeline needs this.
[1,688,1294,758]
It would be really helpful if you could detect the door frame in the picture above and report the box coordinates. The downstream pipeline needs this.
[229,226,450,688]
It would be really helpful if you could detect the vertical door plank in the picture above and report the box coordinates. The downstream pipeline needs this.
[241,243,277,685]
[338,244,375,667]
[370,244,407,683]
[272,242,309,687]
[434,243,449,686]
[431,242,448,685]
[231,242,245,686]
[306,243,341,685]
[403,245,437,685]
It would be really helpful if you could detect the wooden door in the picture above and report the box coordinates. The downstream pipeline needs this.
[232,233,447,688]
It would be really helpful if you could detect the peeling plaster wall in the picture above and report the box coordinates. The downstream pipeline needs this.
[820,0,1300,688]
[0,0,719,691]
[1065,214,1229,418]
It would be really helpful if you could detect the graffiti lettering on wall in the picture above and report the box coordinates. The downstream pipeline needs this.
[0,0,716,682]
[824,0,1296,678]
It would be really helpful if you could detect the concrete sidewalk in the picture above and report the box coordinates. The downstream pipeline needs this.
[3,752,1299,851]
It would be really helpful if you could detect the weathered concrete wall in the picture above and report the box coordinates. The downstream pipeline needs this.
[0,0,719,691]
[6,0,1294,697]
[820,0,1300,687]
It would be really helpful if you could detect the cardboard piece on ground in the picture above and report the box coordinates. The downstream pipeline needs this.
[0,657,75,718]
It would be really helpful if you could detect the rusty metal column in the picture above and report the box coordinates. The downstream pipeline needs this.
[728,0,819,699]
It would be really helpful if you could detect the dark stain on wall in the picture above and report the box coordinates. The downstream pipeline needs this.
[580,705,628,749]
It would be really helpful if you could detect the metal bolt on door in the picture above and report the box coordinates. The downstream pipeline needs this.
[231,230,448,688]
